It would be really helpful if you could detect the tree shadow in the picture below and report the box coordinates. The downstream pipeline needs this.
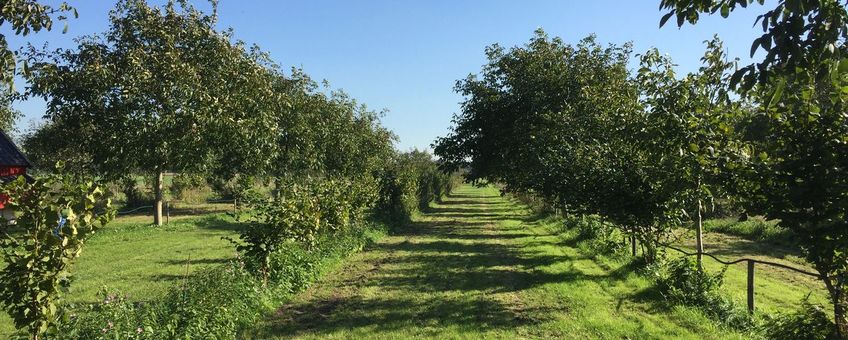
[158,258,229,266]
[188,215,244,232]
[255,190,673,337]
[426,206,519,214]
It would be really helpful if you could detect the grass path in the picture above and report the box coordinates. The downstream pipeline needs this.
[250,185,747,339]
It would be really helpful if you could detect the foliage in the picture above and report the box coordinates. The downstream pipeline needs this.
[762,297,837,340]
[433,30,683,263]
[562,214,626,257]
[120,177,153,209]
[651,257,753,330]
[23,0,281,225]
[376,155,419,223]
[268,71,396,183]
[56,221,386,339]
[169,173,206,202]
[659,0,848,335]
[230,177,379,282]
[0,168,114,338]
[375,150,451,223]
[0,0,76,90]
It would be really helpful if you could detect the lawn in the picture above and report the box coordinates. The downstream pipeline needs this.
[0,185,831,338]
[248,185,828,339]
[0,209,242,337]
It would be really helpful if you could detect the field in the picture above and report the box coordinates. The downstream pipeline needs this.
[0,184,831,338]
[0,209,241,337]
[246,185,826,338]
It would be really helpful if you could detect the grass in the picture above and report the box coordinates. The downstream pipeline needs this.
[0,184,831,338]
[702,216,793,245]
[0,211,242,337]
[249,184,828,338]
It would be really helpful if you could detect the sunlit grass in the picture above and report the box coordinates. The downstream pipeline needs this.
[250,184,823,338]
[0,213,241,337]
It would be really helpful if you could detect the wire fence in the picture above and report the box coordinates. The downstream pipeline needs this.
[114,199,240,224]
[634,239,825,314]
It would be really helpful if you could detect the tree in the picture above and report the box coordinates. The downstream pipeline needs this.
[636,38,747,267]
[0,0,76,130]
[0,168,114,339]
[659,0,848,335]
[24,0,280,225]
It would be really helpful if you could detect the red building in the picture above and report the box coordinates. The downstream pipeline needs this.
[0,130,32,211]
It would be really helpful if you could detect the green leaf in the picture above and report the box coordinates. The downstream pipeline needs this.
[660,12,675,27]
[767,79,786,108]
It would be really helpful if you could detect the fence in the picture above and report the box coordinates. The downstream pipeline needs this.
[632,239,824,314]
[115,198,240,224]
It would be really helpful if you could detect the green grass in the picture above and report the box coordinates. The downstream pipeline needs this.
[702,216,793,245]
[0,184,831,338]
[0,212,241,337]
[249,184,828,338]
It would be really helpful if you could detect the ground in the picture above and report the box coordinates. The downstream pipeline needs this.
[248,185,768,339]
[0,185,829,338]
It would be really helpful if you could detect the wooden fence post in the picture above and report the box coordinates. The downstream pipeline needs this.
[166,201,170,225]
[747,260,755,314]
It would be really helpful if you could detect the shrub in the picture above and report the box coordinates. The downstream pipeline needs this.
[170,173,208,202]
[229,181,322,283]
[0,170,114,338]
[231,176,378,283]
[121,177,154,209]
[562,215,626,256]
[376,158,419,223]
[762,298,836,340]
[376,150,454,223]
[651,257,753,330]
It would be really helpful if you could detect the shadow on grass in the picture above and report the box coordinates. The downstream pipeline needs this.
[255,189,662,338]
[188,214,244,232]
[158,258,229,266]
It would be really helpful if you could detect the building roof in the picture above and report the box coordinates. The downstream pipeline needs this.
[0,130,32,168]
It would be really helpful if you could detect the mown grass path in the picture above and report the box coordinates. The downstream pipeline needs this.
[251,185,746,339]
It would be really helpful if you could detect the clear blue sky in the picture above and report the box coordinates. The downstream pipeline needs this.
[5,0,769,151]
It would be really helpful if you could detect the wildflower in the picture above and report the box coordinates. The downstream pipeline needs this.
[136,327,143,334]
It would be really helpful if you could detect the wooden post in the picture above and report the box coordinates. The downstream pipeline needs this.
[696,198,704,270]
[234,198,238,214]
[166,201,170,225]
[153,172,164,226]
[747,260,755,314]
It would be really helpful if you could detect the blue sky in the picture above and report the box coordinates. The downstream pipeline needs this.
[5,0,769,151]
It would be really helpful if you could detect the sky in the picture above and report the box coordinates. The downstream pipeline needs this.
[4,0,770,151]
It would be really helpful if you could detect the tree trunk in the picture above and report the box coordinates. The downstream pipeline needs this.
[154,171,164,226]
[696,198,704,270]
[835,291,847,339]
[823,274,847,338]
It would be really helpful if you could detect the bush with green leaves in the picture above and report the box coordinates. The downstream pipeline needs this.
[231,176,380,282]
[762,298,836,340]
[651,256,753,330]
[169,173,207,202]
[0,169,114,338]
[229,181,321,283]
[562,215,626,257]
[120,177,153,209]
[376,156,420,223]
[375,149,453,223]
